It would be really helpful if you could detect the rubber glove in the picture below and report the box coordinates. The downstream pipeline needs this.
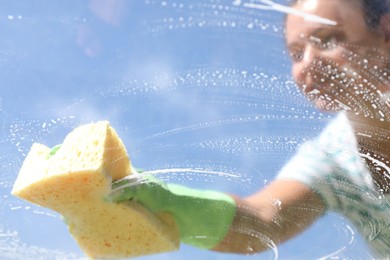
[47,144,61,159]
[109,170,236,249]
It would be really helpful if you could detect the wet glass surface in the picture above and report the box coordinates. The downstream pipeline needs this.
[0,0,386,259]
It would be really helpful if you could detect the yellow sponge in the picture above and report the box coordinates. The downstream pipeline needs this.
[11,121,180,259]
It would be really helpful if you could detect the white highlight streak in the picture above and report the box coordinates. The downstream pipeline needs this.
[241,0,337,26]
[143,168,240,178]
[316,246,347,260]
[111,168,240,192]
[334,99,351,111]
[356,132,372,138]
[346,225,355,245]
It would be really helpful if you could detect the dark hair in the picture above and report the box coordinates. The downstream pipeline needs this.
[363,0,389,28]
[290,0,389,29]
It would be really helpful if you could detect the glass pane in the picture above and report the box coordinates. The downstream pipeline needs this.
[1,0,388,259]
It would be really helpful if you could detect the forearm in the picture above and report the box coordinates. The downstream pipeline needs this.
[212,195,281,254]
[213,181,325,254]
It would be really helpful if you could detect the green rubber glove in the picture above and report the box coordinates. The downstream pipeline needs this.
[109,171,236,249]
[47,144,61,159]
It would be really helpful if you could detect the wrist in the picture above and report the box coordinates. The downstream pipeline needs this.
[162,184,236,249]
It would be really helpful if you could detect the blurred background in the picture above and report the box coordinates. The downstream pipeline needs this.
[0,0,372,259]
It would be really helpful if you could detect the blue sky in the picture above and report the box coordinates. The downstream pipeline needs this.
[0,0,373,259]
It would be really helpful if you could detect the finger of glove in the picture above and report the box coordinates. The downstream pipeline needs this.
[61,215,70,226]
[108,176,159,202]
[112,171,166,190]
[109,178,141,202]
[108,187,136,202]
[46,144,61,159]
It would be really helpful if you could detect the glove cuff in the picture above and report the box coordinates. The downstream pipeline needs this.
[164,184,236,249]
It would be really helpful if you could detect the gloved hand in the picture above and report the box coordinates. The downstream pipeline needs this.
[109,169,236,249]
[47,144,61,158]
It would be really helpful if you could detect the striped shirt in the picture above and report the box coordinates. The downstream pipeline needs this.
[276,112,390,256]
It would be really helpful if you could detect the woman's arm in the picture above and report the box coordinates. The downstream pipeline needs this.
[213,179,326,254]
[110,173,325,253]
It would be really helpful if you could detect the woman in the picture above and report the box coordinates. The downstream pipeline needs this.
[110,0,390,257]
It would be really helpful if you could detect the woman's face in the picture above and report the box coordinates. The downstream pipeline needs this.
[286,0,390,114]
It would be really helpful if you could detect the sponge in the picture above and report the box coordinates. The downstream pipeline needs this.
[11,121,180,259]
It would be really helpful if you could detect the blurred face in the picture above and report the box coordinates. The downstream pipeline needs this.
[286,0,390,115]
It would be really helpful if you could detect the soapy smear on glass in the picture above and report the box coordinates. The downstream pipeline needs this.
[0,0,382,259]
